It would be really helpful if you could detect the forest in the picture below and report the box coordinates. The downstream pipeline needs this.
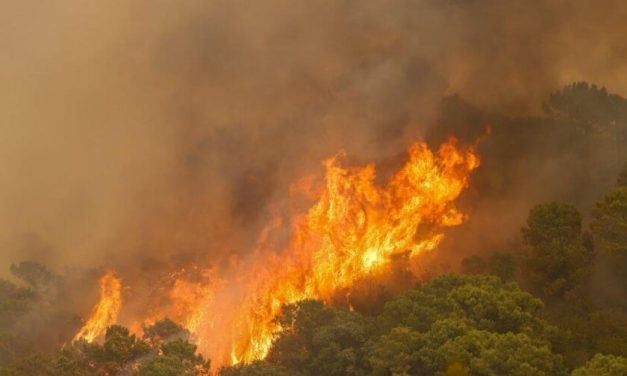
[1,83,626,375]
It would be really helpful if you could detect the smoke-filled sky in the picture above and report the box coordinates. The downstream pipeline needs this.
[2,0,627,274]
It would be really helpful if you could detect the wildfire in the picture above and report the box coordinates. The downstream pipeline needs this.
[74,138,479,370]
[73,271,122,343]
[187,138,479,367]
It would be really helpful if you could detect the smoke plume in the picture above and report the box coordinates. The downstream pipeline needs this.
[2,0,627,359]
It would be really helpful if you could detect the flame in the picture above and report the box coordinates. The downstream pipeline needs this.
[73,271,122,342]
[74,138,479,369]
[188,138,479,367]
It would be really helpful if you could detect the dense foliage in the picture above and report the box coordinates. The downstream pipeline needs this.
[592,187,627,256]
[0,322,209,376]
[520,203,595,301]
[218,274,565,376]
[571,354,627,376]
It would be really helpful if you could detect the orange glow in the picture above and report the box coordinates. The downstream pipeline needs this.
[74,138,479,370]
[189,138,479,368]
[73,271,122,343]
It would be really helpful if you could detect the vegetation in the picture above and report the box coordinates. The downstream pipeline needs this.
[592,187,627,256]
[0,322,209,376]
[221,274,566,376]
[571,354,627,376]
[520,202,595,301]
[1,82,627,374]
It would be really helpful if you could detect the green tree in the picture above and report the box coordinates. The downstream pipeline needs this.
[138,336,210,376]
[137,356,190,376]
[137,339,210,376]
[50,345,97,376]
[1,321,211,376]
[520,203,595,300]
[81,325,150,375]
[266,300,371,376]
[0,280,34,329]
[97,325,149,364]
[587,310,627,357]
[461,252,517,281]
[9,262,54,291]
[591,187,627,255]
[460,255,487,276]
[0,354,53,376]
[379,274,550,336]
[545,82,627,131]
[143,319,189,347]
[0,280,34,327]
[571,354,627,376]
[219,361,290,376]
[369,274,564,375]
[367,326,423,376]
[439,330,565,376]
[487,252,518,281]
[0,280,35,367]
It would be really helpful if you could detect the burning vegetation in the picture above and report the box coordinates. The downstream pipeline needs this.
[3,1,627,375]
[74,139,479,368]
[1,82,619,375]
[2,87,627,375]
[73,271,122,343]
[215,139,477,366]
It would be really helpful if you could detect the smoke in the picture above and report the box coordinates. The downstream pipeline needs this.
[2,0,627,355]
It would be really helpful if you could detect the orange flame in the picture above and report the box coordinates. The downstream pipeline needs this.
[187,138,479,367]
[73,271,122,342]
[75,138,479,369]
